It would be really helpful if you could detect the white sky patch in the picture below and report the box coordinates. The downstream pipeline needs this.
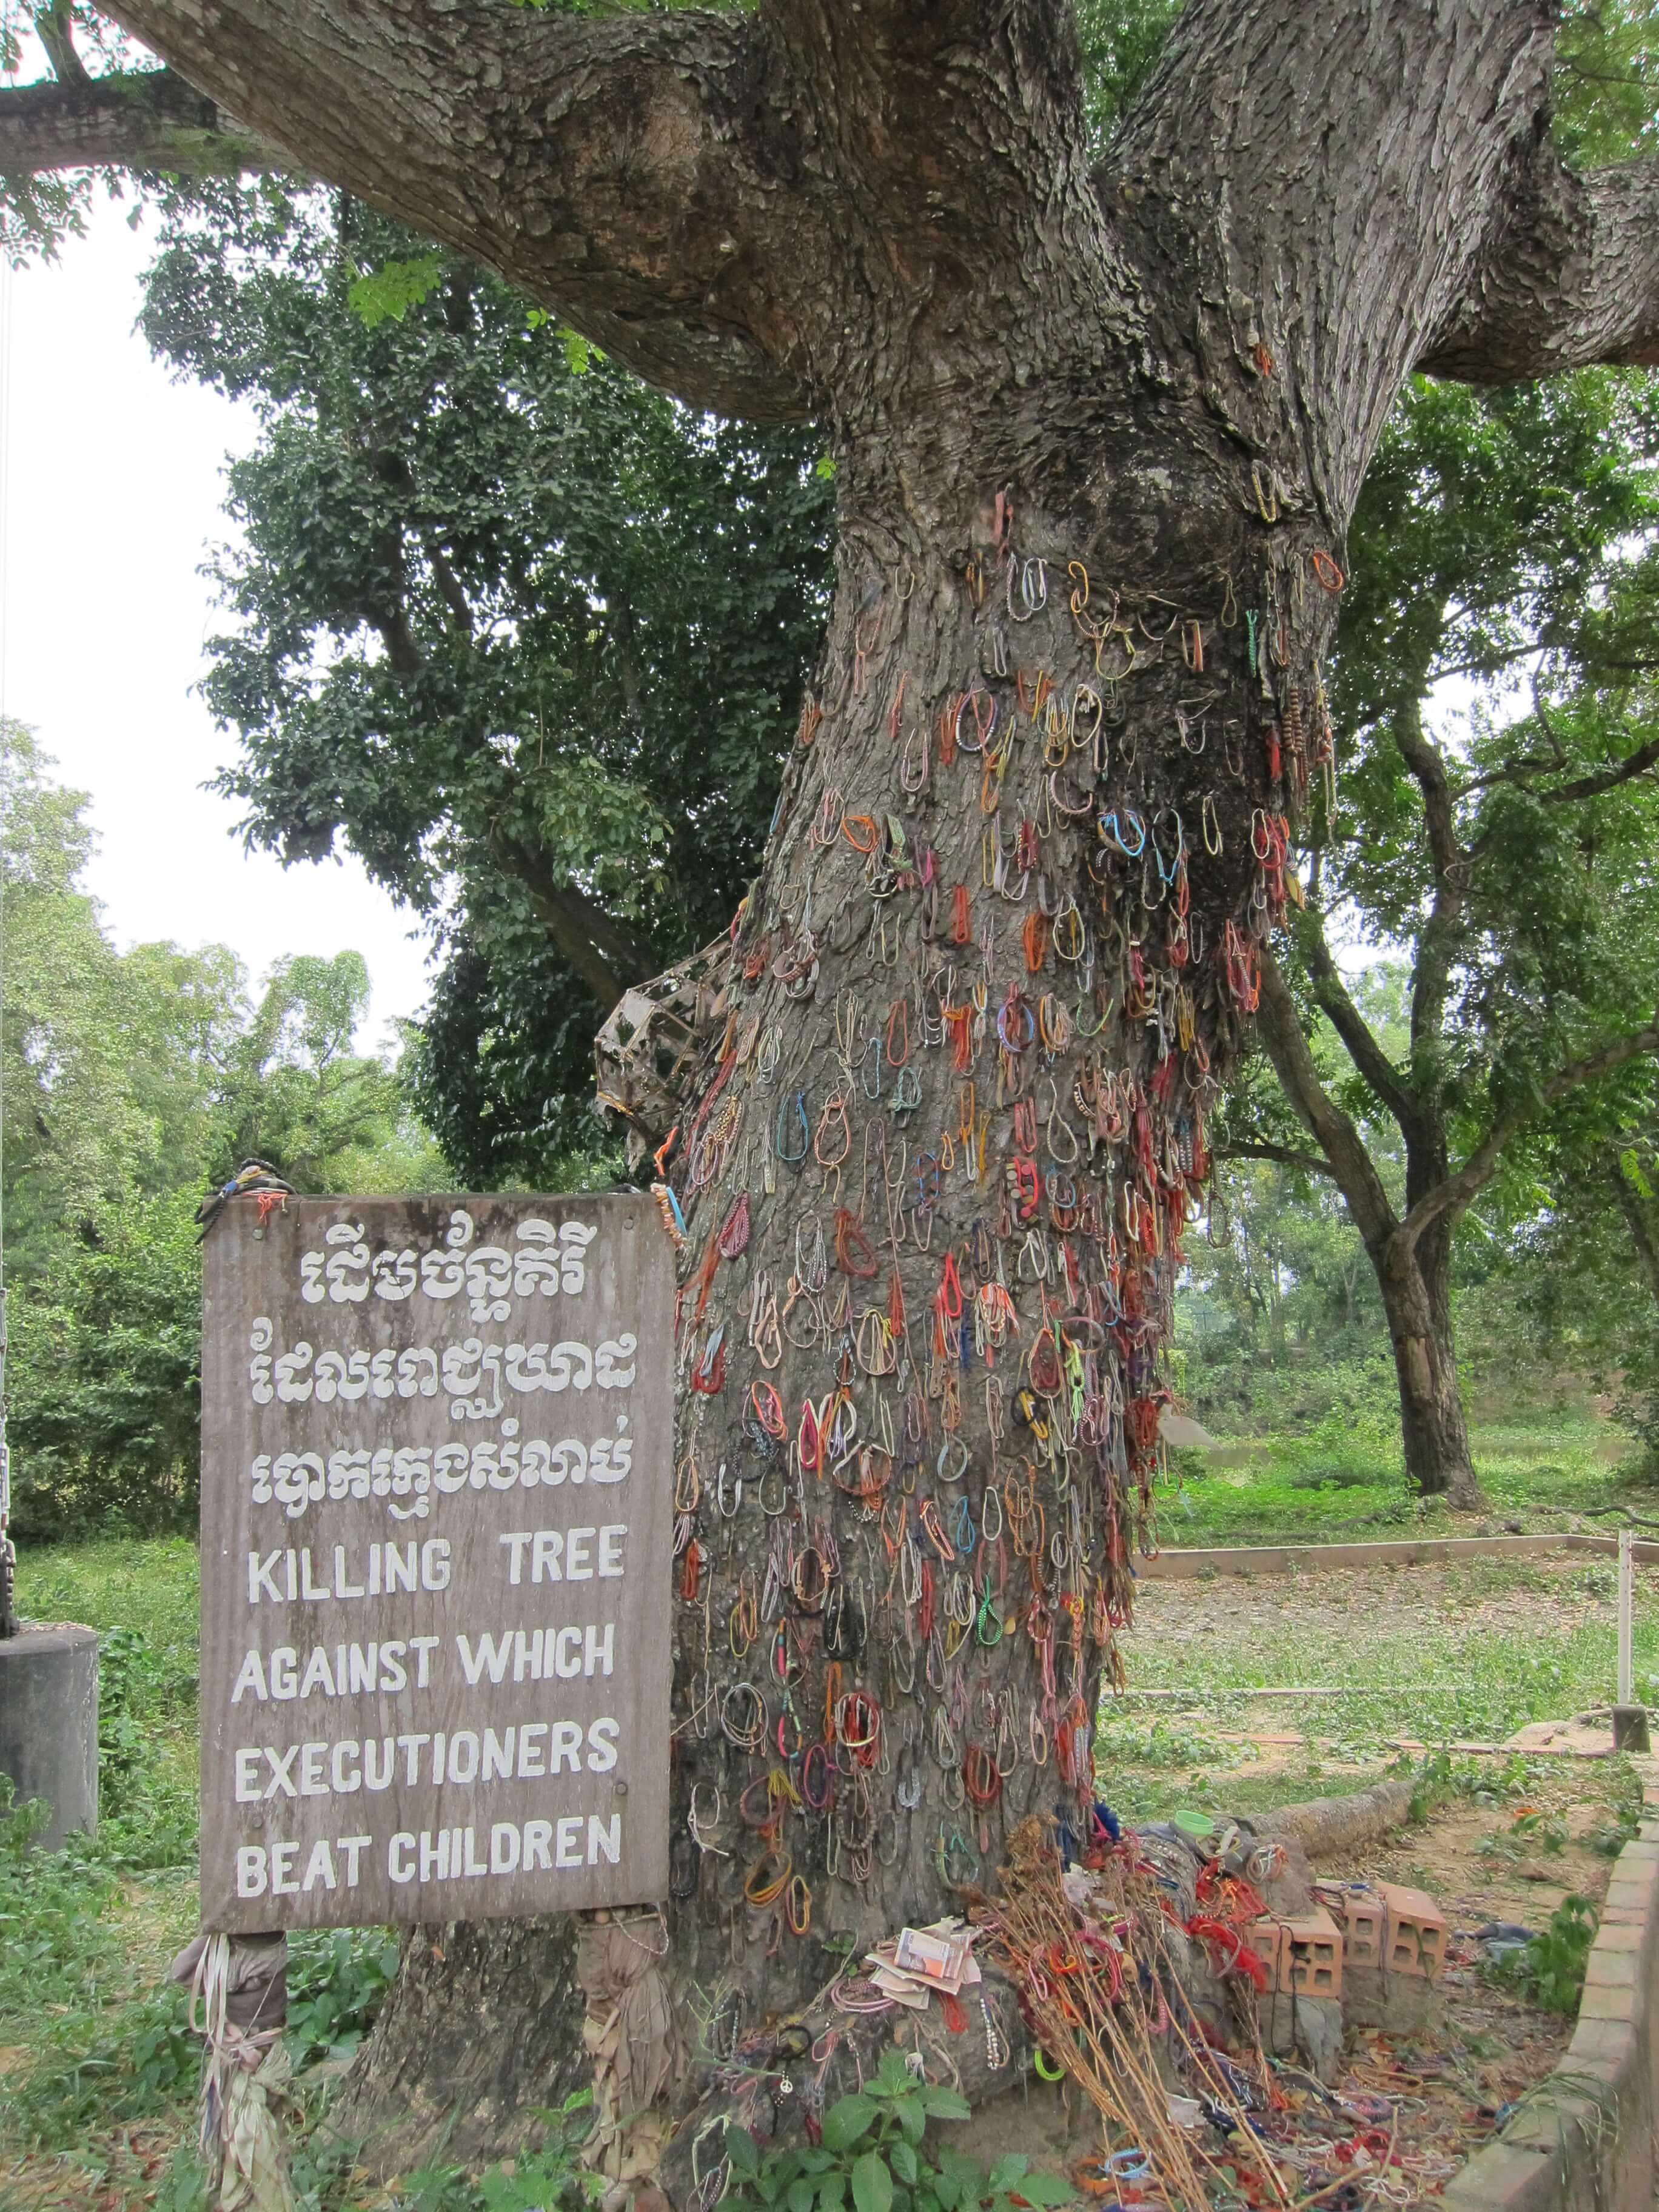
[1,196,432,1050]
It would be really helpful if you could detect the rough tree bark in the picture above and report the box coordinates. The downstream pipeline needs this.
[11,0,1659,2173]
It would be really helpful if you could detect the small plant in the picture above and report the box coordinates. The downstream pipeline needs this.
[286,1926,402,2068]
[1485,1896,1599,2015]
[1588,1804,1640,1857]
[1480,1806,1570,1862]
[719,2050,1072,2212]
[383,2093,602,2212]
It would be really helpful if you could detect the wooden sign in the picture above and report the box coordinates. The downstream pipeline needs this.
[199,1193,674,1931]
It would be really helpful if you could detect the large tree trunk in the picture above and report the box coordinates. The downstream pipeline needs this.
[1253,960,1486,1515]
[332,1919,584,2170]
[1379,1220,1481,1509]
[345,430,1332,2167]
[65,0,1633,2179]
[1389,1138,1483,1509]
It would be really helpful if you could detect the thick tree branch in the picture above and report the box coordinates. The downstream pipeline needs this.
[1400,1018,1659,1251]
[759,0,1091,224]
[1215,1141,1339,1181]
[491,830,655,1013]
[35,1,89,88]
[1107,2,1556,518]
[1390,699,1470,1071]
[1419,146,1659,382]
[1461,733,1659,805]
[94,0,808,422]
[1253,947,1400,1253]
[1286,902,1419,1141]
[1609,1156,1659,1309]
[0,64,265,176]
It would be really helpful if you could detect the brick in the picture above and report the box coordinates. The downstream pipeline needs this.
[1377,1881,1448,1980]
[1244,1919,1282,1989]
[1327,1888,1383,1968]
[1284,1905,1342,2000]
[1583,1949,1638,1988]
[1577,1982,1637,2021]
[1590,1922,1643,1952]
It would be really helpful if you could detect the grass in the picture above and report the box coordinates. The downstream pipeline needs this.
[1,1541,203,2209]
[5,1456,1657,2204]
[1162,1408,1644,1549]
[0,1544,596,2212]
[1125,1558,1659,1732]
[1103,1545,1659,1827]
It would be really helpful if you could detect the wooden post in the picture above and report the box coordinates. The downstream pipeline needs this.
[1612,1529,1651,1754]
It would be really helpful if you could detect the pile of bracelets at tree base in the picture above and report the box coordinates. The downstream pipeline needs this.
[668,1809,1461,2212]
[599,486,1357,2028]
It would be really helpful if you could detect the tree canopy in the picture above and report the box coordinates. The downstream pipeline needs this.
[135,181,831,1180]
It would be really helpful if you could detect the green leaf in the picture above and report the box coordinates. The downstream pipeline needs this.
[987,2157,1028,2192]
[890,2142,919,2186]
[346,253,445,328]
[725,2125,760,2178]
[818,2174,848,2212]
[813,452,837,480]
[558,326,602,375]
[919,2090,973,2122]
[788,2177,817,2212]
[1013,2174,1075,2206]
[894,2099,927,2148]
[873,2052,914,2094]
[851,2152,894,2212]
[821,2096,878,2153]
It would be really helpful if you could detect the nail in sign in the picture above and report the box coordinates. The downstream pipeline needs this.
[199,1193,674,1930]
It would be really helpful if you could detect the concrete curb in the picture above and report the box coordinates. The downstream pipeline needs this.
[1138,1532,1659,1580]
[1440,1755,1659,2212]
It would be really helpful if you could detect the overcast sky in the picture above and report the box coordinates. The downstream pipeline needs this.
[3,196,432,1049]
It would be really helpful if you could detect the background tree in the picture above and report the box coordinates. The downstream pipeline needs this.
[1,730,442,1537]
[7,0,1659,2171]
[1224,370,1659,1507]
[136,179,833,1181]
[1484,1072,1659,1470]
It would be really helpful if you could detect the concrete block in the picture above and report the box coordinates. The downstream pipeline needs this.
[1592,1923,1644,1952]
[1603,1880,1654,1912]
[1439,2141,1558,2212]
[1563,2017,1631,2068]
[0,1626,99,1851]
[1341,1962,1439,2033]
